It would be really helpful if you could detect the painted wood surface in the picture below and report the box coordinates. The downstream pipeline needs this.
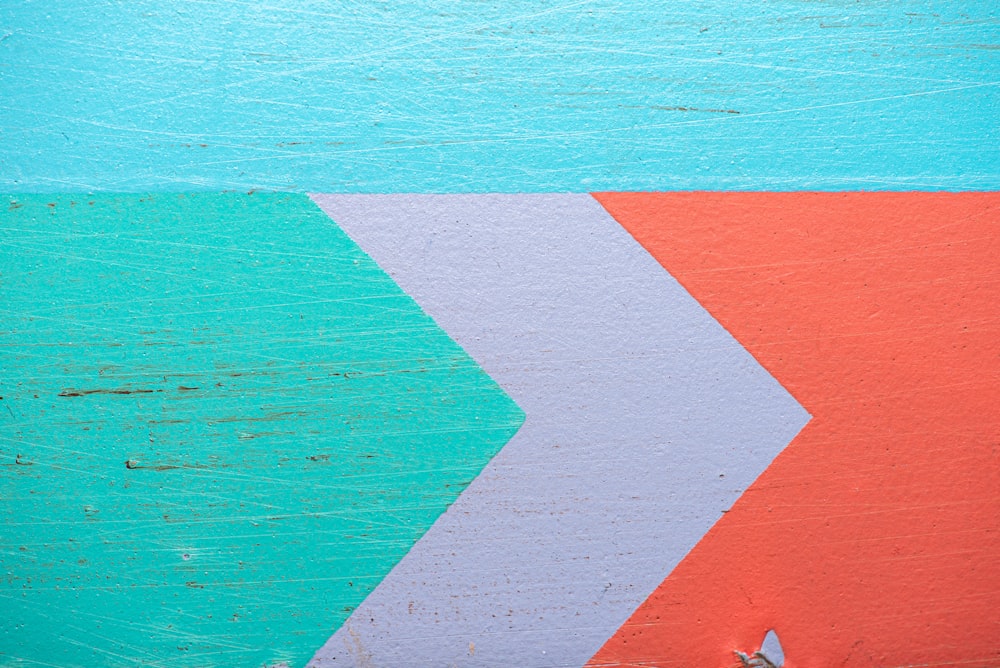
[1,2,997,192]
[589,192,1000,667]
[2,2,998,667]
[307,194,807,667]
[1,194,523,667]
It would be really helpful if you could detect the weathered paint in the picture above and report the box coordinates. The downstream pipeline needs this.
[0,193,523,668]
[3,0,998,665]
[307,194,808,667]
[1,3,997,192]
[588,192,1000,667]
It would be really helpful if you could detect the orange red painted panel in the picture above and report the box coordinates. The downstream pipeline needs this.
[589,192,1000,667]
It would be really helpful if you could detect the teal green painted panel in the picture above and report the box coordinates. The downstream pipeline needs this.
[0,193,524,668]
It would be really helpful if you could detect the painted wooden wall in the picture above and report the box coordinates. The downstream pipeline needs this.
[2,2,997,667]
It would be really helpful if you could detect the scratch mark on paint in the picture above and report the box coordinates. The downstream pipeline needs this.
[0,193,523,668]
[59,388,161,397]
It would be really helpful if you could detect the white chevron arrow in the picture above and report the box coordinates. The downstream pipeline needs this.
[308,194,809,668]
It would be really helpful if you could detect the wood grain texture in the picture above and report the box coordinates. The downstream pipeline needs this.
[0,193,523,668]
[1,2,997,192]
[2,1,998,666]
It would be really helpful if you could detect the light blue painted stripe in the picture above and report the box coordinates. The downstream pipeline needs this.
[1,2,997,192]
[307,194,810,667]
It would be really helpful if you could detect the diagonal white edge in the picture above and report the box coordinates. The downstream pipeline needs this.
[306,194,809,668]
